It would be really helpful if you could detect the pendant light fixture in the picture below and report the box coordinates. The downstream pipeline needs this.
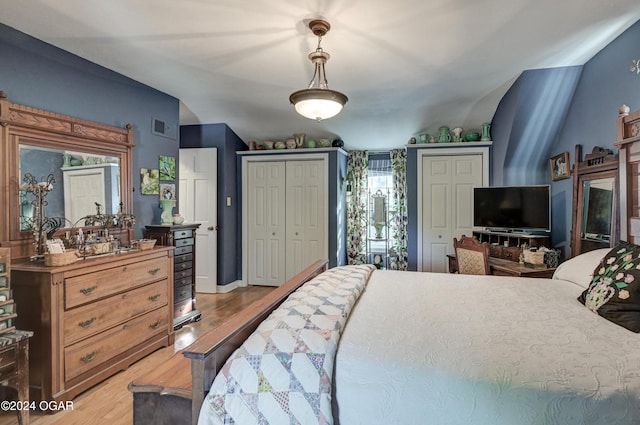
[289,19,348,122]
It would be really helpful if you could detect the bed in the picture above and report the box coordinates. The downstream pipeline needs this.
[194,246,640,425]
[130,108,640,425]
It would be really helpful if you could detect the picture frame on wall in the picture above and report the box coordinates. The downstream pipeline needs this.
[160,183,175,200]
[159,155,176,181]
[550,152,570,181]
[140,168,159,195]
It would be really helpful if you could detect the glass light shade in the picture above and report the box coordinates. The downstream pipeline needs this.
[289,88,348,121]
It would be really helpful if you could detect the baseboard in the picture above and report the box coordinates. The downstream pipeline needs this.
[216,280,242,293]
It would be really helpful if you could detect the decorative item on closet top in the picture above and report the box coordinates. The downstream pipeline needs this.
[289,19,348,121]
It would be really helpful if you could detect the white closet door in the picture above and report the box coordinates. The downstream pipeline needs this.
[246,161,286,286]
[421,154,483,272]
[285,160,327,279]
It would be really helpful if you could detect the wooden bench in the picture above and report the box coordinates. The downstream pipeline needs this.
[128,260,329,425]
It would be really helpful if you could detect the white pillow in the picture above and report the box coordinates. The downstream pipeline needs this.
[552,248,611,288]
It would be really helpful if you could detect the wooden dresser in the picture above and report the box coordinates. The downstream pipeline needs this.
[11,247,175,404]
[145,224,201,329]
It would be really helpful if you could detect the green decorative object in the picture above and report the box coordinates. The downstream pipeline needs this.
[438,126,451,143]
[159,199,176,224]
[306,139,317,148]
[481,122,491,141]
[464,132,480,142]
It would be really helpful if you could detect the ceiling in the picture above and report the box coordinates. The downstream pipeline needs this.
[2,1,640,151]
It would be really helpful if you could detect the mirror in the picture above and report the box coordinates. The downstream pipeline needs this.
[581,178,614,243]
[0,91,134,261]
[571,145,618,257]
[19,145,121,230]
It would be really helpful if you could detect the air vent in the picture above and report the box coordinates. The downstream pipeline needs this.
[152,117,177,139]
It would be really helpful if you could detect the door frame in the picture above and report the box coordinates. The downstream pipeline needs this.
[240,152,330,286]
[416,145,491,271]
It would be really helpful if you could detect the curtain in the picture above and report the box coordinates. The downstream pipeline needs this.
[346,150,368,264]
[389,148,408,270]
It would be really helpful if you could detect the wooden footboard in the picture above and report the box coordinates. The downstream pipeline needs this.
[129,259,328,425]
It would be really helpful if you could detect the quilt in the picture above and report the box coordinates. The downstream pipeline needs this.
[198,264,375,425]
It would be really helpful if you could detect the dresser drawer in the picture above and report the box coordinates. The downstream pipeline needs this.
[65,257,169,309]
[174,284,192,303]
[175,238,194,248]
[175,260,193,273]
[175,252,193,265]
[174,229,193,239]
[64,306,169,381]
[0,344,17,380]
[174,245,193,256]
[174,298,193,319]
[174,268,192,281]
[64,280,169,345]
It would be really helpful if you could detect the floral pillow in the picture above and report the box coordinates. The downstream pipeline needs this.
[578,241,640,332]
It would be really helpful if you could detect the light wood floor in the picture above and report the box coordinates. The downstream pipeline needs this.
[0,285,273,425]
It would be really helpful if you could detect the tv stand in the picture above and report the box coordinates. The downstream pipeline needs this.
[472,230,551,262]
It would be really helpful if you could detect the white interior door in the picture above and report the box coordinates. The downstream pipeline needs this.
[179,148,217,293]
[63,167,105,225]
[246,161,286,286]
[285,160,327,279]
[421,154,483,272]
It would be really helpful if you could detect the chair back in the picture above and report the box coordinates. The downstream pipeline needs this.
[454,235,490,275]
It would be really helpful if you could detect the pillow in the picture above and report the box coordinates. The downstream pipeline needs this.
[552,248,610,288]
[578,242,640,332]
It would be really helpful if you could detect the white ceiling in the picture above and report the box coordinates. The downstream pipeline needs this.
[2,0,640,150]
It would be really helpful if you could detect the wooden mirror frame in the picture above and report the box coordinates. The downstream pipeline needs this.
[0,91,134,262]
[570,144,618,257]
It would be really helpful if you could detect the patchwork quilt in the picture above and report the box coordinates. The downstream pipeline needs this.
[198,264,375,425]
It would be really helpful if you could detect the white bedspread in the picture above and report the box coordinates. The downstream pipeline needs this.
[334,271,640,425]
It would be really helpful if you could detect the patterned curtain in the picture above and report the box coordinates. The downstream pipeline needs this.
[389,148,408,270]
[346,151,368,264]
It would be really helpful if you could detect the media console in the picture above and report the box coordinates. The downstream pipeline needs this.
[448,230,556,278]
[472,230,551,262]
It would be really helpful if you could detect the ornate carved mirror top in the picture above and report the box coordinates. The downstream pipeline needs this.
[0,91,134,261]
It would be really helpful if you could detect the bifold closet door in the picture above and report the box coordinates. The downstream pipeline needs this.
[285,160,327,279]
[246,161,286,286]
[421,154,483,272]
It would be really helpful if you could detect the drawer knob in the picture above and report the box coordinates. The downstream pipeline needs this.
[149,320,162,330]
[80,350,98,363]
[148,294,161,302]
[79,317,97,328]
[148,268,161,275]
[80,285,98,296]
[179,290,187,297]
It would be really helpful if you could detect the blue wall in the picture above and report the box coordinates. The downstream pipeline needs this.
[491,20,640,256]
[0,23,180,238]
[180,124,248,286]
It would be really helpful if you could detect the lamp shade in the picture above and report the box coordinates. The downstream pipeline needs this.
[289,88,348,121]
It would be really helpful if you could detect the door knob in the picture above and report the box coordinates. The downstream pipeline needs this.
[208,226,218,231]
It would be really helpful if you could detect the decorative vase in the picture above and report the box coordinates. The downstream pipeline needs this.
[173,213,184,225]
[481,122,491,141]
[451,127,463,142]
[332,139,344,148]
[438,127,451,143]
[159,199,176,225]
[464,132,480,142]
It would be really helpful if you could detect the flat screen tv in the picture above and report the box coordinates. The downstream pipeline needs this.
[473,185,551,232]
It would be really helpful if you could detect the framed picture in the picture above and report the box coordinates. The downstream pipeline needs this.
[159,155,176,181]
[140,168,160,195]
[160,183,176,200]
[550,152,570,181]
